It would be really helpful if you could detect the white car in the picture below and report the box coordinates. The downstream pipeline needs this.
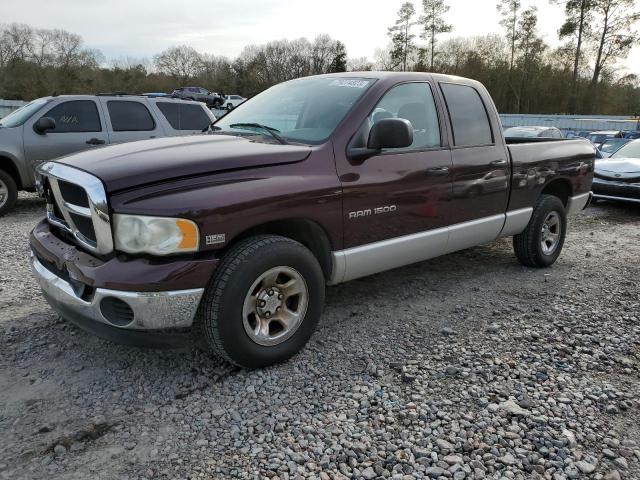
[224,95,246,110]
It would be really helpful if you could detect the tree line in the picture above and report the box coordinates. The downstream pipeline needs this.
[0,0,638,116]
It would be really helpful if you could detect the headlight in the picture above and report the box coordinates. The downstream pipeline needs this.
[113,214,199,255]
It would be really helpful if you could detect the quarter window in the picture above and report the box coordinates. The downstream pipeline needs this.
[157,102,211,130]
[369,82,441,150]
[107,101,155,132]
[440,83,493,147]
[42,100,101,133]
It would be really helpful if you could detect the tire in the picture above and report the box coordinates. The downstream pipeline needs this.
[513,194,567,268]
[0,170,18,217]
[226,103,233,111]
[195,235,325,368]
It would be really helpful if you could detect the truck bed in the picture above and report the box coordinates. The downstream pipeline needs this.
[506,138,596,211]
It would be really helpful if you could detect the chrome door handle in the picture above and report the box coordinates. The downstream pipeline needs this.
[426,166,450,176]
[490,159,508,166]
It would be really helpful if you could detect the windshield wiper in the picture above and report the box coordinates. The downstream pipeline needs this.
[229,123,288,145]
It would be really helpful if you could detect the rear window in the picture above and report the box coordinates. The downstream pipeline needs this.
[157,102,211,130]
[440,83,493,147]
[107,101,155,132]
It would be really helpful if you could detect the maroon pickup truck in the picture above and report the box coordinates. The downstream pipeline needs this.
[30,72,594,368]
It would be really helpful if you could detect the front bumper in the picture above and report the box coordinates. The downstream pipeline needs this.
[31,254,204,331]
[30,219,217,346]
[593,178,640,204]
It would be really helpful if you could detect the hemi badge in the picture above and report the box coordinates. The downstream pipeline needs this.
[206,234,226,245]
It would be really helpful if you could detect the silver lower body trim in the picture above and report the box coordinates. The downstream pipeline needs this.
[330,213,508,284]
[500,207,533,237]
[31,254,204,330]
[567,191,592,215]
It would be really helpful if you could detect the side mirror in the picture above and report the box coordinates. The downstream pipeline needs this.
[33,117,56,135]
[347,118,414,162]
[368,118,413,150]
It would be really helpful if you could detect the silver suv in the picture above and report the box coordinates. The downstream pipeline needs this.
[0,94,216,215]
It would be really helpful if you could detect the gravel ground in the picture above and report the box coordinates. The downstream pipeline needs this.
[0,193,639,480]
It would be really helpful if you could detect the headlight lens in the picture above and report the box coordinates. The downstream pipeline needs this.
[113,214,199,255]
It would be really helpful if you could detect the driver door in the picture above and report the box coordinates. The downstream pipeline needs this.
[24,99,109,165]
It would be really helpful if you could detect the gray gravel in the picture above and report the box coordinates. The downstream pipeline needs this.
[1,193,639,480]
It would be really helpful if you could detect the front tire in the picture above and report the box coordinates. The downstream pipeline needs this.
[0,170,18,217]
[195,235,325,368]
[513,194,567,268]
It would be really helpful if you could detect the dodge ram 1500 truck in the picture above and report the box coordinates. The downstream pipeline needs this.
[30,72,594,368]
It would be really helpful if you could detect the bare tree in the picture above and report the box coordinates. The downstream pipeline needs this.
[420,0,452,70]
[154,45,203,81]
[388,2,418,71]
[590,0,639,86]
[347,56,373,71]
[497,0,522,72]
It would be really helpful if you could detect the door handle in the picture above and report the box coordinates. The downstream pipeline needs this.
[490,159,508,166]
[86,138,106,145]
[426,166,450,176]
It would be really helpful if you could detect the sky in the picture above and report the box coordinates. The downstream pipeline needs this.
[2,0,639,75]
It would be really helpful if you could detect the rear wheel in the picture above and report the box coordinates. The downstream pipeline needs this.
[195,235,325,368]
[513,194,567,268]
[0,170,18,217]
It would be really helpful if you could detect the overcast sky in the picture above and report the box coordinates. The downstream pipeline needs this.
[3,0,639,74]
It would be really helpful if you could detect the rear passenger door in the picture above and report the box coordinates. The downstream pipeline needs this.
[99,99,163,144]
[24,99,109,163]
[439,83,509,235]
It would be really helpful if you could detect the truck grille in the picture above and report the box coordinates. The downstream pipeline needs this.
[38,162,113,255]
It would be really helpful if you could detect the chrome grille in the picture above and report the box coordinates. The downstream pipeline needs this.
[38,162,113,255]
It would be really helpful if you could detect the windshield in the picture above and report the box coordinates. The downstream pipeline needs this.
[600,139,629,154]
[611,139,640,159]
[0,98,50,127]
[214,77,375,144]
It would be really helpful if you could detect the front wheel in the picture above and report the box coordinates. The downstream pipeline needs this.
[195,235,325,368]
[513,194,567,268]
[0,170,18,217]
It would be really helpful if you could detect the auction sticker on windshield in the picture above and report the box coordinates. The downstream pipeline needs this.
[329,79,371,88]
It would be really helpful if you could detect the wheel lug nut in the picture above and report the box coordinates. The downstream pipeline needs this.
[265,311,271,318]
[259,300,266,307]
[278,294,284,300]
[276,306,281,312]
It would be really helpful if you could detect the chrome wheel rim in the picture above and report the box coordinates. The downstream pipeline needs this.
[242,266,308,346]
[541,211,561,255]
[0,178,8,208]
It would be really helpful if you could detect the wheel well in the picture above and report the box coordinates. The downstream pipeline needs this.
[223,219,334,280]
[0,156,21,189]
[541,179,572,207]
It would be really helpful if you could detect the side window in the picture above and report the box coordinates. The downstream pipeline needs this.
[157,102,210,130]
[107,101,155,132]
[179,104,211,130]
[156,102,179,129]
[440,83,493,147]
[42,100,101,133]
[369,82,440,150]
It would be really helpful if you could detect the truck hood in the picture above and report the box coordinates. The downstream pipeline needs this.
[57,134,312,192]
[595,158,640,181]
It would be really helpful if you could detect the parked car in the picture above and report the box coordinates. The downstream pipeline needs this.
[593,138,640,204]
[599,138,630,158]
[0,94,215,215]
[223,95,247,111]
[623,131,640,140]
[30,72,594,368]
[587,130,624,148]
[171,87,224,108]
[503,126,563,139]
